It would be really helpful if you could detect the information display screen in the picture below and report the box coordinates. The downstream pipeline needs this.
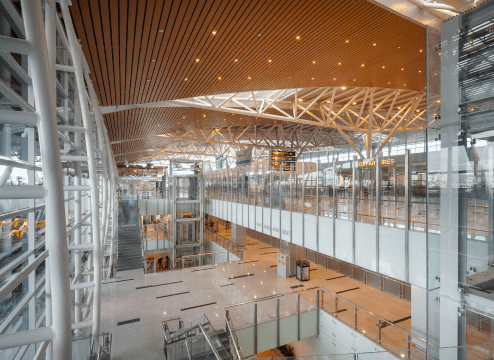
[270,150,296,171]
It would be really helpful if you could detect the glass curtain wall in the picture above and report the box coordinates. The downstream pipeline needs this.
[426,4,494,358]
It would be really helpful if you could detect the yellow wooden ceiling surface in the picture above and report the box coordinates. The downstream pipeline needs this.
[70,0,426,158]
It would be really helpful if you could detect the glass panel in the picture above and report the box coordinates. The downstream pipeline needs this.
[319,163,335,217]
[304,163,316,215]
[356,164,376,224]
[380,158,405,228]
[336,162,353,220]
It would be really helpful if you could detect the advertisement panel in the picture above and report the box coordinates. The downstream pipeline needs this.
[236,148,252,167]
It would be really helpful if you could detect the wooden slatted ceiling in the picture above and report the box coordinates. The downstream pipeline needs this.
[70,0,426,160]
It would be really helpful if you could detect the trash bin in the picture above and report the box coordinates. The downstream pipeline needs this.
[296,260,310,281]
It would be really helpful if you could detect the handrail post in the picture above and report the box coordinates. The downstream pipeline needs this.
[406,333,411,359]
[225,309,230,336]
[254,303,258,354]
[377,319,382,344]
[276,298,280,347]
[354,306,358,330]
[297,293,301,341]
[316,289,320,335]
[334,296,339,317]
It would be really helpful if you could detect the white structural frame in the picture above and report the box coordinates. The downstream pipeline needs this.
[105,87,426,163]
[0,1,117,359]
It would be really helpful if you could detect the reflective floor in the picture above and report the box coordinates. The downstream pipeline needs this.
[100,226,493,359]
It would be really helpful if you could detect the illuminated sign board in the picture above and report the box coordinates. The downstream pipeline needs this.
[270,150,296,171]
[358,158,395,167]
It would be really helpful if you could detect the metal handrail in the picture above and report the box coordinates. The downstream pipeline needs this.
[198,323,223,360]
[222,285,430,347]
[224,310,242,360]
[163,319,224,360]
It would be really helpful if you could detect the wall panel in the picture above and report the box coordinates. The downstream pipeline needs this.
[335,219,353,263]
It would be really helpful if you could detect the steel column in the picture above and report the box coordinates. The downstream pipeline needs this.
[375,153,381,273]
[21,1,72,358]
[302,163,305,248]
[352,156,357,264]
[333,157,336,257]
[60,0,103,341]
[316,162,319,252]
[405,150,410,283]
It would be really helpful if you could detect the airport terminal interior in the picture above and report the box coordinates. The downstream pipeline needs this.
[2,0,494,359]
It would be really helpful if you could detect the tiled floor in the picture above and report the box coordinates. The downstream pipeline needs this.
[99,226,418,360]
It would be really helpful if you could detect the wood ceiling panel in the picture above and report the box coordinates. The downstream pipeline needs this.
[70,0,427,161]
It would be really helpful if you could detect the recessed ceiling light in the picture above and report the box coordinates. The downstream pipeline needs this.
[345,40,349,43]
[257,33,261,36]
[203,114,206,117]
[353,79,356,81]
[248,76,251,80]
[218,77,222,80]
[333,78,336,81]
[195,58,200,62]
[159,29,164,32]
[268,59,272,63]
[416,109,420,112]
[212,30,217,35]
[298,99,303,102]
[419,49,423,52]
[382,66,385,69]
[341,86,346,90]
[184,78,188,81]
[373,43,376,46]
[338,62,341,65]
[401,68,404,70]
[326,100,331,103]
[152,59,156,62]
[183,116,185,119]
[361,64,364,67]
[234,59,238,62]
[312,77,315,80]
[388,82,391,84]
[147,79,151,82]
[312,61,316,64]
[296,36,300,40]
[419,70,421,73]
[353,102,356,105]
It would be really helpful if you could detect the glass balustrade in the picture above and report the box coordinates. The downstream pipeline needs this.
[203,150,476,236]
[223,286,428,359]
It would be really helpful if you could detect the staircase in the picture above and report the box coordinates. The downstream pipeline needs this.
[163,316,236,360]
[117,200,143,272]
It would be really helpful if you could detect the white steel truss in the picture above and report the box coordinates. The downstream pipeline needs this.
[0,1,117,359]
[113,123,381,164]
[104,87,426,160]
[102,86,426,135]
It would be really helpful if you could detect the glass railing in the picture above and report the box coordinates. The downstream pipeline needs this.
[255,356,355,360]
[163,315,231,360]
[180,249,243,269]
[356,343,494,359]
[204,230,244,253]
[223,286,428,358]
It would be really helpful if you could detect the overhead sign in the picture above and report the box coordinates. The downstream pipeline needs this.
[236,148,252,167]
[270,150,296,171]
[358,158,395,167]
